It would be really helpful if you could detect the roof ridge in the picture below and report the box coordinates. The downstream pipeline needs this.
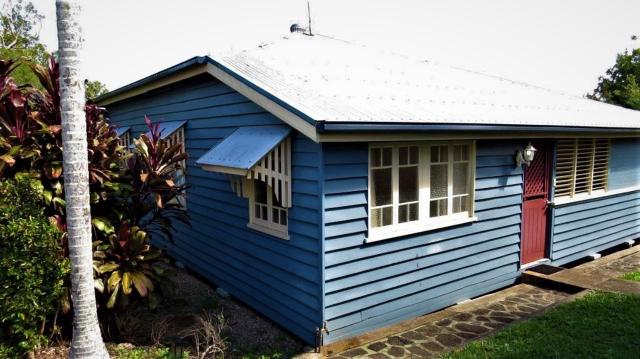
[307,32,593,102]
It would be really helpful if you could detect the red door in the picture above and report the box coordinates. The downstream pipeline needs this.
[521,142,551,264]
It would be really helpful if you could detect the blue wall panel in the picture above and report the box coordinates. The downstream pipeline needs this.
[609,138,640,190]
[320,140,525,344]
[551,190,640,265]
[106,75,323,344]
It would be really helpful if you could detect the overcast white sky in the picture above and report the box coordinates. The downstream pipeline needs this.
[31,0,638,96]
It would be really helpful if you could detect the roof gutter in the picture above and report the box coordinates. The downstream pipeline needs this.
[316,121,640,134]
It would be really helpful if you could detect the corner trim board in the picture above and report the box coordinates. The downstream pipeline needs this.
[204,63,319,142]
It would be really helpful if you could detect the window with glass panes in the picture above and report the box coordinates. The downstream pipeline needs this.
[250,179,288,233]
[369,142,475,239]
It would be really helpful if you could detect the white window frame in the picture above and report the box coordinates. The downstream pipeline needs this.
[553,138,610,205]
[368,141,477,242]
[247,179,289,240]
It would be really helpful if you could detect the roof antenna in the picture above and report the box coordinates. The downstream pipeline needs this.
[306,0,313,36]
[289,0,314,36]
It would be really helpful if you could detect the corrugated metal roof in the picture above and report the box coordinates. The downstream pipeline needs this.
[115,126,130,136]
[145,120,187,139]
[195,125,291,172]
[212,35,640,129]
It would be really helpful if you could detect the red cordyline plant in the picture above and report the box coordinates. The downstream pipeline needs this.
[121,115,189,240]
[0,56,189,320]
[94,116,189,313]
[0,59,42,175]
[0,57,127,217]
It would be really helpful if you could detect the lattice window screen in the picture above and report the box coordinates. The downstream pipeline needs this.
[165,127,187,206]
[118,131,131,150]
[555,138,609,198]
[251,137,292,208]
[229,175,250,198]
[165,126,186,178]
[226,137,291,208]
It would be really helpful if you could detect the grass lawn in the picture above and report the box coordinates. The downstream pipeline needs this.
[619,270,640,282]
[109,346,183,359]
[442,291,640,359]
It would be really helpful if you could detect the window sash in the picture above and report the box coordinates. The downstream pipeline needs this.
[554,138,609,199]
[368,141,475,238]
[249,180,288,236]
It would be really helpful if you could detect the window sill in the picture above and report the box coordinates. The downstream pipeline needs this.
[366,216,478,243]
[247,222,290,240]
[551,186,640,207]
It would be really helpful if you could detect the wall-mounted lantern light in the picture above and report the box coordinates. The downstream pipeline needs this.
[515,142,537,167]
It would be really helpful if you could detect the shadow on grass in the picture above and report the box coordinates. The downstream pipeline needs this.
[442,291,640,359]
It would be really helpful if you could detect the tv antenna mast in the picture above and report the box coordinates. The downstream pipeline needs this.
[290,0,315,36]
[306,0,313,35]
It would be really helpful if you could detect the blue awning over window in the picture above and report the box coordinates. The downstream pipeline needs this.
[196,125,292,175]
[115,126,130,137]
[145,120,187,139]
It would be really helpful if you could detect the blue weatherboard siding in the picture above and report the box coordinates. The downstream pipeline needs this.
[550,138,640,266]
[106,75,323,344]
[320,141,525,343]
[609,138,640,190]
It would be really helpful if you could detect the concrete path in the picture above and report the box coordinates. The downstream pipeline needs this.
[327,284,570,358]
[524,246,640,295]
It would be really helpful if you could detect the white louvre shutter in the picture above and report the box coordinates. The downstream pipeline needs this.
[591,138,610,191]
[554,138,610,199]
[554,139,576,198]
[574,138,594,195]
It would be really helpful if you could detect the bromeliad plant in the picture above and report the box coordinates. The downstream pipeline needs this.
[94,222,171,310]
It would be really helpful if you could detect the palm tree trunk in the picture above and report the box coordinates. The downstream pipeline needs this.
[56,1,109,358]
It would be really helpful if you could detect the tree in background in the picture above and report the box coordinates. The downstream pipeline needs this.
[56,0,110,357]
[588,36,639,110]
[1,0,109,99]
[0,0,48,86]
[85,79,108,100]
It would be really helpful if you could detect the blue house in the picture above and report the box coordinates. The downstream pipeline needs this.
[98,35,640,346]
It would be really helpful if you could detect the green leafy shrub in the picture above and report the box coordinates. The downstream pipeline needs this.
[0,177,69,353]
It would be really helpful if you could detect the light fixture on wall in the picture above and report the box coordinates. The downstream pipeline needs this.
[515,142,537,167]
